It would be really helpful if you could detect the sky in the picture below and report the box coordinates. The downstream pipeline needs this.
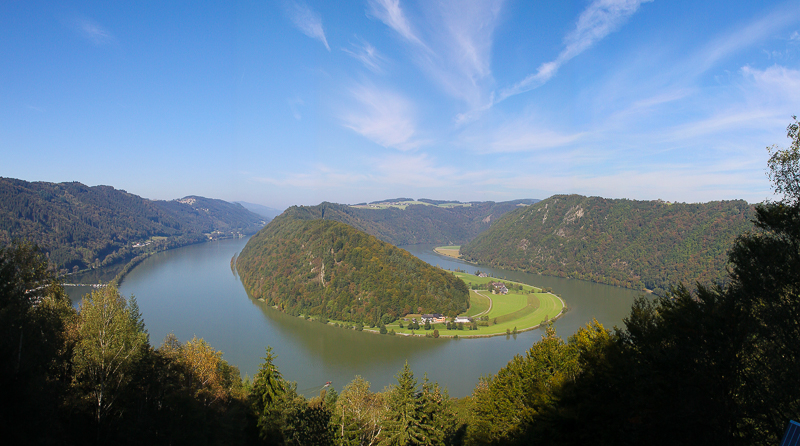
[2,0,800,209]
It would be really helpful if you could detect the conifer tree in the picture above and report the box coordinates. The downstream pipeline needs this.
[251,346,288,443]
[379,362,431,445]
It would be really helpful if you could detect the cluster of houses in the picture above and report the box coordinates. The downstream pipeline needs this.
[416,313,473,324]
[490,282,509,295]
[475,272,509,295]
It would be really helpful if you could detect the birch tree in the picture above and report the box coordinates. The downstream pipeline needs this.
[73,285,147,430]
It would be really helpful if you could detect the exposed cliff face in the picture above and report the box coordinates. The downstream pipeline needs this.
[460,195,754,295]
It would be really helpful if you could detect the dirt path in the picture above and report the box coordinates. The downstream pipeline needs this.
[473,290,493,317]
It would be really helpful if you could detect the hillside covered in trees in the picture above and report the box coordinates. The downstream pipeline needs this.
[236,209,470,325]
[460,196,753,294]
[279,199,536,247]
[0,178,266,273]
[4,118,800,446]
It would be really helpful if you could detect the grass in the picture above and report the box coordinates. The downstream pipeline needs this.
[294,271,564,339]
[350,201,472,210]
[434,246,461,258]
[462,290,490,317]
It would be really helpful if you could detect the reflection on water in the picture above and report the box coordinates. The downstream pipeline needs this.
[106,238,643,397]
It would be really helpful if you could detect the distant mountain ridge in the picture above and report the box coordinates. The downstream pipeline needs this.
[235,201,283,220]
[236,211,470,323]
[460,194,754,295]
[276,198,538,247]
[0,177,265,272]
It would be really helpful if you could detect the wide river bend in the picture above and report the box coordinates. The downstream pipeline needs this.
[67,237,642,398]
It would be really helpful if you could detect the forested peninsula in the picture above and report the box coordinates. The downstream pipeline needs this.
[0,178,266,275]
[236,207,470,324]
[460,195,753,295]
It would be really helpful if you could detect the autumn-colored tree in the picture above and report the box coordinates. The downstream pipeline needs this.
[334,376,386,446]
[72,285,148,434]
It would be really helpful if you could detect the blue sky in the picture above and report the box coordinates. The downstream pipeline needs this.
[2,0,800,209]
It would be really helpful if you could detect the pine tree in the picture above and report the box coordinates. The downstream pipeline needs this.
[379,362,431,445]
[251,346,287,444]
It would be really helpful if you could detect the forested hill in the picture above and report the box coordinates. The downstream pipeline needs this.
[236,212,469,324]
[0,178,265,272]
[272,198,537,247]
[460,195,753,295]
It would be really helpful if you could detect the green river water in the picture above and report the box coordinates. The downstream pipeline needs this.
[66,237,643,397]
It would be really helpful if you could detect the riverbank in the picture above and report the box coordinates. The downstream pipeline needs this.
[433,245,462,259]
[65,234,253,289]
[259,272,566,339]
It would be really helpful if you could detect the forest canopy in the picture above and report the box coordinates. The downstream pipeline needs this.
[460,196,753,295]
[236,213,470,324]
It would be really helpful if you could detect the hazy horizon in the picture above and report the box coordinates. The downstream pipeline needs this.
[3,1,800,209]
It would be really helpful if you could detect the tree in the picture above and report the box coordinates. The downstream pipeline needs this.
[335,376,386,446]
[535,118,800,446]
[379,362,431,445]
[467,323,580,445]
[419,375,458,445]
[251,346,288,443]
[177,336,242,408]
[0,241,75,443]
[766,115,800,202]
[72,285,148,435]
[723,116,800,443]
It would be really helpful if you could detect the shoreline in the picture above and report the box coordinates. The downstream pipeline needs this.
[256,286,566,340]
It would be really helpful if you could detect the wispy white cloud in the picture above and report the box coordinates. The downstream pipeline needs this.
[487,128,582,154]
[499,0,652,101]
[367,0,503,111]
[460,112,584,154]
[741,64,800,103]
[435,0,502,83]
[71,16,114,46]
[367,0,425,46]
[684,8,800,79]
[340,83,420,150]
[342,39,386,73]
[287,97,305,120]
[424,0,503,107]
[285,0,330,51]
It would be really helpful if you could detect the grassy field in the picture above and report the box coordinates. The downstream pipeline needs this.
[298,271,564,338]
[350,200,472,210]
[433,246,461,258]
[462,290,491,317]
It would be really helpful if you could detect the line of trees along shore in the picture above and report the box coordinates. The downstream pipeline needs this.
[2,119,800,444]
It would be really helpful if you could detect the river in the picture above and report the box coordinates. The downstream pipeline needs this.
[67,237,643,398]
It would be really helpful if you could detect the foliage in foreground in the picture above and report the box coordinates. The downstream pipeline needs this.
[3,118,800,445]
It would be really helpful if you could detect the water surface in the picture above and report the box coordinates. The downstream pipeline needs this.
[71,238,643,397]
